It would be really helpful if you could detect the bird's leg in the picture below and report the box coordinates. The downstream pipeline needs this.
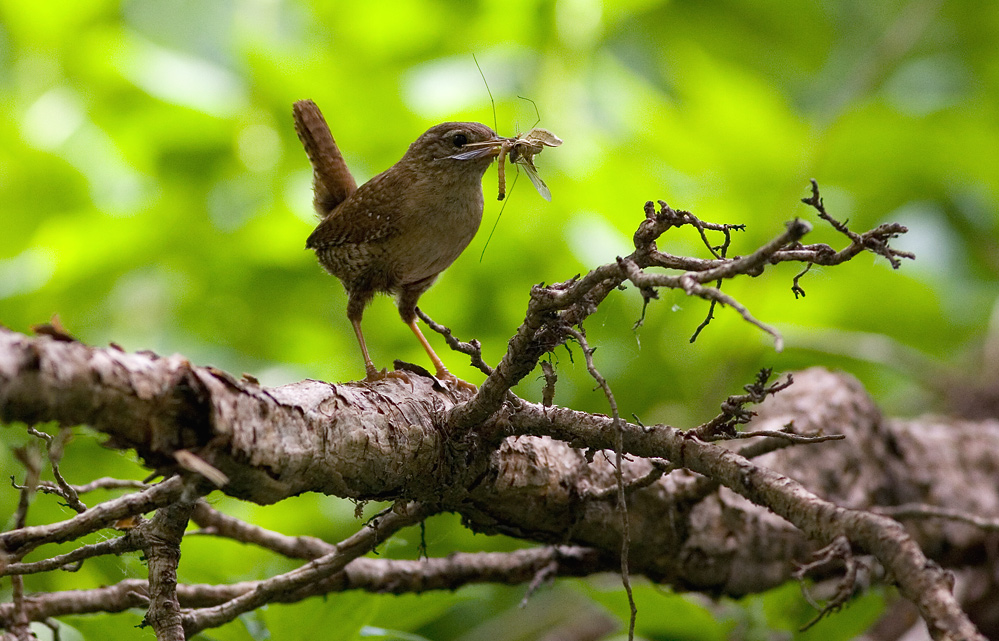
[350,319,411,383]
[350,317,379,380]
[405,317,476,392]
[398,282,476,391]
[348,292,408,383]
[406,317,448,377]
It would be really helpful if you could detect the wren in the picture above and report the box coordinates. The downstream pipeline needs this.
[293,99,503,385]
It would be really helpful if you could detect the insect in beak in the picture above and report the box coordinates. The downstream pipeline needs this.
[447,129,561,201]
[498,129,562,201]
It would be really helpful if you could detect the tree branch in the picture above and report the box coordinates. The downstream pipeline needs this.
[0,547,605,625]
[1,185,991,640]
[0,475,186,560]
[142,497,197,640]
[181,501,426,635]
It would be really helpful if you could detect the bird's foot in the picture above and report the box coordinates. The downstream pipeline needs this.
[364,366,411,384]
[368,361,476,392]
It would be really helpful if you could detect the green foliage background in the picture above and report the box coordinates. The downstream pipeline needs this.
[1,0,996,639]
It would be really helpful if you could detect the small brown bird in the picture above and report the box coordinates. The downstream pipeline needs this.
[293,99,503,384]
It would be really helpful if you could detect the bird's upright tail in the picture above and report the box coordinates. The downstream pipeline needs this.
[292,99,358,217]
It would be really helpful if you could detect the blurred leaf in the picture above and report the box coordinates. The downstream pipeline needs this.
[579,580,731,641]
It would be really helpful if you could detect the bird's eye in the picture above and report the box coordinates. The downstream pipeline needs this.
[452,133,468,147]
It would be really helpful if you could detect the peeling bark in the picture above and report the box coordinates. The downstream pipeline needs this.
[2,327,998,639]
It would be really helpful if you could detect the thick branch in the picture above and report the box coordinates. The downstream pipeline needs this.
[0,328,474,506]
[2,330,997,607]
[504,370,990,640]
[0,189,984,638]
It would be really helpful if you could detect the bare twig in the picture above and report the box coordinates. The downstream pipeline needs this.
[0,547,605,627]
[10,442,42,641]
[801,181,863,243]
[58,477,148,494]
[190,500,333,559]
[791,263,811,299]
[417,307,494,376]
[519,558,558,607]
[877,504,999,531]
[733,429,845,444]
[0,476,186,558]
[589,458,676,500]
[2,531,141,577]
[689,295,720,343]
[565,327,636,641]
[793,536,870,631]
[26,426,87,514]
[688,218,738,341]
[181,502,428,636]
[616,257,788,351]
[540,360,557,407]
[694,370,795,439]
[800,179,914,269]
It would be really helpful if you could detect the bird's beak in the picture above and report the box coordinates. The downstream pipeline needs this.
[482,138,507,157]
[446,138,507,161]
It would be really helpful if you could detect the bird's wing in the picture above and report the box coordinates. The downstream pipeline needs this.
[305,170,404,249]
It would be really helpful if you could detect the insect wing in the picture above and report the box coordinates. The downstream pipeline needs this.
[447,147,497,161]
[518,156,551,201]
[524,128,562,147]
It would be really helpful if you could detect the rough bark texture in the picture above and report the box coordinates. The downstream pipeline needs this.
[2,327,996,639]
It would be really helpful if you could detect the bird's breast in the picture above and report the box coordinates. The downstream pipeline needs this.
[388,178,485,284]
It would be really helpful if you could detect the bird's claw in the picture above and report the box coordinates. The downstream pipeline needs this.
[436,370,477,393]
[364,367,412,384]
[364,363,475,393]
